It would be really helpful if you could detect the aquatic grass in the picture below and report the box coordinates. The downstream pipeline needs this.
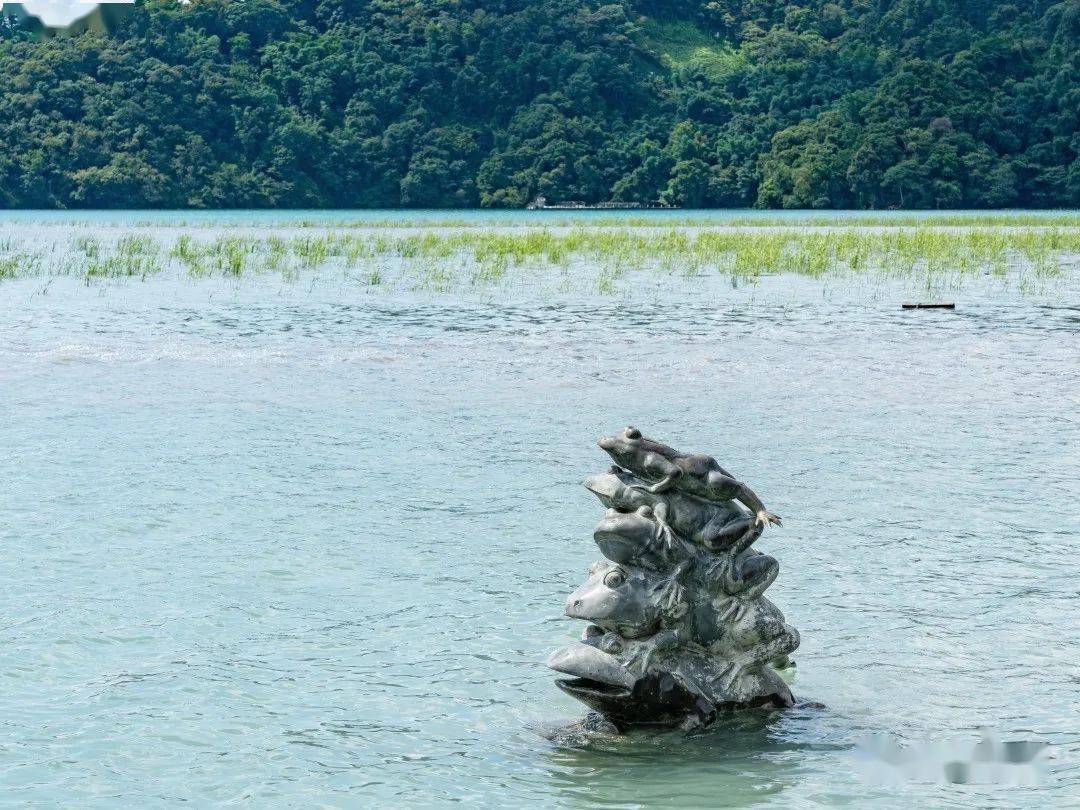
[2,222,1077,295]
[264,236,290,274]
[83,254,163,279]
[116,234,156,256]
[0,255,27,279]
[292,235,332,267]
[207,236,258,276]
[414,257,459,292]
[70,234,165,280]
[342,235,372,267]
[169,234,210,276]
[363,266,384,286]
[171,234,200,261]
[72,235,100,259]
[595,263,629,294]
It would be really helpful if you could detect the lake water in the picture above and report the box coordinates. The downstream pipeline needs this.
[1,207,1074,226]
[1,213,1079,807]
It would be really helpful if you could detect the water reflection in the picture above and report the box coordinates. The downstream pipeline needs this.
[542,711,835,807]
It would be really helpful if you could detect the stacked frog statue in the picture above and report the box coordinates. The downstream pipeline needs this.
[547,427,800,732]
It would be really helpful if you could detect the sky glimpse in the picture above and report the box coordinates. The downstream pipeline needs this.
[11,0,131,27]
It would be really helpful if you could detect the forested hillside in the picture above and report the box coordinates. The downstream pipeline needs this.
[1,0,1077,208]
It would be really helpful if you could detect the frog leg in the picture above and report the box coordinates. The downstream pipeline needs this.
[629,472,679,494]
[623,627,684,676]
[703,471,781,528]
[628,454,683,494]
[733,483,781,528]
[716,628,800,693]
[757,626,800,665]
[651,501,671,528]
[700,514,754,549]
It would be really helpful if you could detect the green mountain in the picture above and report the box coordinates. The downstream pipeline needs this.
[1,0,1077,208]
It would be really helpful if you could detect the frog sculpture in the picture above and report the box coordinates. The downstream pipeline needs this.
[548,428,800,732]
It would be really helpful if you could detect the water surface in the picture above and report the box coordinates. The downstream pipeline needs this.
[2,207,1075,226]
[1,217,1078,807]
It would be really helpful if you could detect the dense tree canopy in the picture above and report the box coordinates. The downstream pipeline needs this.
[1,0,1077,208]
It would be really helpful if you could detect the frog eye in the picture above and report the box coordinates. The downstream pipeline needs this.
[600,635,623,654]
[604,570,627,588]
[625,427,641,440]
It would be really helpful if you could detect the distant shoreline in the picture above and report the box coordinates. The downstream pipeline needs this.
[1,210,1078,231]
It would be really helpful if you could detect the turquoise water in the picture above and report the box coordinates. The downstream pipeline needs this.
[1,215,1079,806]
[1,207,1075,226]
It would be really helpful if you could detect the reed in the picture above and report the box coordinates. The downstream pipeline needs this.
[0,222,1074,294]
[0,256,22,279]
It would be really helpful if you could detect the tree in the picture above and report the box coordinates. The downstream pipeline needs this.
[0,0,1075,209]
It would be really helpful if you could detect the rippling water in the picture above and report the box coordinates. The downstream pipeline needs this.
[1,224,1078,806]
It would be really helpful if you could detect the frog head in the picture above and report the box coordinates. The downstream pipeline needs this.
[583,467,649,512]
[547,633,717,730]
[592,505,661,565]
[564,559,686,638]
[596,426,645,468]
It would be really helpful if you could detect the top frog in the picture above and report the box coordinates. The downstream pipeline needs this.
[597,427,782,529]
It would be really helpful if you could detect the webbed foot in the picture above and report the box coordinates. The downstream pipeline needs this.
[624,644,657,675]
[716,656,750,694]
[756,509,782,528]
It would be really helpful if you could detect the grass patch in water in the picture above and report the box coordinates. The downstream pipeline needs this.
[0,223,1076,293]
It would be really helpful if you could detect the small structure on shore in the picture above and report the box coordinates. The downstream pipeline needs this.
[548,427,799,732]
